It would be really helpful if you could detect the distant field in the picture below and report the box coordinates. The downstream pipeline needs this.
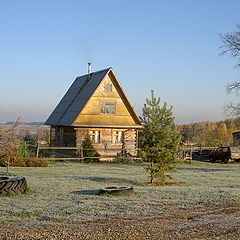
[0,123,49,135]
[1,161,240,239]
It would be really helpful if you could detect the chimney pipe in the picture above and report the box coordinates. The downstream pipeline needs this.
[88,63,91,75]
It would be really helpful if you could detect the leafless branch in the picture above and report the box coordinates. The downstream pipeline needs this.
[224,102,240,116]
[5,117,21,133]
[219,24,240,69]
[220,25,240,116]
[226,81,240,95]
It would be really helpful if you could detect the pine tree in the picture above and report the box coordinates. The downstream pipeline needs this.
[141,90,181,184]
[81,135,100,163]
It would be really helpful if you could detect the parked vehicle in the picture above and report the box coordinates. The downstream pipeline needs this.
[209,146,240,163]
[192,149,213,161]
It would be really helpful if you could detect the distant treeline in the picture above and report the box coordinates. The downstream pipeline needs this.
[4,122,45,126]
[177,117,240,146]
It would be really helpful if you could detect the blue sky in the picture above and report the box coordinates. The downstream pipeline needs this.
[0,0,240,124]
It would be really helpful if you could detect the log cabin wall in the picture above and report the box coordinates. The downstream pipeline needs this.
[76,128,122,156]
[75,128,88,148]
[75,127,139,157]
[50,126,139,157]
[123,129,137,156]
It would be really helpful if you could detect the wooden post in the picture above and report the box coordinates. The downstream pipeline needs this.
[200,145,202,160]
[80,148,83,161]
[190,145,192,163]
[123,147,126,162]
[36,144,39,158]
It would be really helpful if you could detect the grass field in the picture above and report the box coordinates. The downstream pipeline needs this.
[1,160,240,225]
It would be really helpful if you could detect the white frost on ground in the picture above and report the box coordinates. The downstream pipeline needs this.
[1,161,240,239]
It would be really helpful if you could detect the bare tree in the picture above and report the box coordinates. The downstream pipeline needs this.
[219,25,240,115]
[0,119,21,175]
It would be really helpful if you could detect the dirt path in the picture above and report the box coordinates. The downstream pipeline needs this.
[1,205,240,240]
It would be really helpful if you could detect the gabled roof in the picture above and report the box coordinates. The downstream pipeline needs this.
[45,68,141,127]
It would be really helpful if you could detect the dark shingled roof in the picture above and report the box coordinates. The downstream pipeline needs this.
[45,68,111,126]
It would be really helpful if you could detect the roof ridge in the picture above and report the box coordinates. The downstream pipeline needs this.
[76,67,112,79]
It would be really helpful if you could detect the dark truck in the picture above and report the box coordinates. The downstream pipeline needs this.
[209,146,240,163]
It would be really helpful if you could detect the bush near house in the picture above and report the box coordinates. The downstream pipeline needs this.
[0,124,48,168]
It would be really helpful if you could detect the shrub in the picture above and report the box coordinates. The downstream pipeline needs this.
[81,135,100,163]
[0,120,48,169]
[0,157,48,167]
[26,158,48,167]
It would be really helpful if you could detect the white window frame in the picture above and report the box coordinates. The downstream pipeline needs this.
[112,130,123,144]
[89,130,100,144]
[100,102,116,114]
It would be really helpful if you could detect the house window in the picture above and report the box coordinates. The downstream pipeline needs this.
[89,130,100,144]
[100,102,115,114]
[51,127,56,141]
[113,131,123,144]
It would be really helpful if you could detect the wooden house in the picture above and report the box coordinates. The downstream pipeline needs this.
[45,67,142,156]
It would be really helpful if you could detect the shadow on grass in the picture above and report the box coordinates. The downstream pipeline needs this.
[54,176,137,184]
[177,167,235,172]
[217,185,240,189]
[71,189,136,196]
[70,190,99,195]
[85,176,137,184]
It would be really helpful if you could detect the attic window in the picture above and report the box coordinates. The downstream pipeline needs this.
[100,102,115,114]
[104,84,112,92]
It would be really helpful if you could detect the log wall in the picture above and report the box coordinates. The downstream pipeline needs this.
[75,127,138,157]
[123,129,137,156]
[51,127,139,158]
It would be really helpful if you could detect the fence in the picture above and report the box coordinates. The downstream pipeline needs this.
[35,144,217,162]
[36,145,142,161]
[180,145,216,162]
